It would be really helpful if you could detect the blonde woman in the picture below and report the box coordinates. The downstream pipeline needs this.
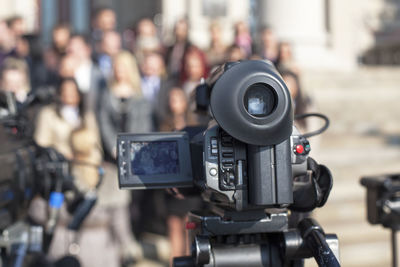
[96,51,152,264]
[99,51,152,161]
[0,57,31,104]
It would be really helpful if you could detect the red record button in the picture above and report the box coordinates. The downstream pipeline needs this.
[295,145,304,154]
[186,222,197,230]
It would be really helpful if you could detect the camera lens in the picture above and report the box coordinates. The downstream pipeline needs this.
[244,83,276,118]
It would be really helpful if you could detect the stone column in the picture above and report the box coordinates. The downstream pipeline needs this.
[71,0,90,34]
[41,0,58,45]
[257,0,330,68]
[161,0,187,44]
[161,0,250,48]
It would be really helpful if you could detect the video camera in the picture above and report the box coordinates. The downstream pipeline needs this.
[361,174,400,267]
[117,60,340,267]
[0,90,99,267]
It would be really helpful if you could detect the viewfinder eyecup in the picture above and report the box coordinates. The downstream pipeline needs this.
[210,60,293,146]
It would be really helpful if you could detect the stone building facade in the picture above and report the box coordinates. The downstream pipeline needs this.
[0,0,397,70]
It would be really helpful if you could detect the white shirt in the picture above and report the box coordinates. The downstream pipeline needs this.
[141,76,161,104]
[75,60,92,93]
[60,105,81,129]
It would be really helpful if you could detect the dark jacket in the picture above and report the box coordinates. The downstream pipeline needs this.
[150,78,176,131]
[165,41,191,80]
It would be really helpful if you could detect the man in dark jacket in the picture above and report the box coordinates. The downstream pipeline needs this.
[140,52,173,130]
[165,18,191,80]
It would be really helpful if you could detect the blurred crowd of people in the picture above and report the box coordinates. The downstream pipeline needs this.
[0,7,312,267]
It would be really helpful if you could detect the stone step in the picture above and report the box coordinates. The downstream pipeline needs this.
[300,67,398,267]
[312,218,389,245]
[311,200,366,224]
[302,68,400,135]
[317,146,400,168]
[338,241,392,267]
[303,67,400,91]
[318,134,387,149]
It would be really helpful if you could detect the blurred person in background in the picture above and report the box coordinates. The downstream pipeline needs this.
[40,24,72,88]
[34,77,91,160]
[99,51,152,161]
[95,30,121,80]
[180,46,208,100]
[0,57,31,107]
[6,16,26,38]
[5,16,29,74]
[180,45,210,127]
[45,24,71,71]
[139,52,171,130]
[226,44,246,62]
[32,77,141,267]
[276,41,300,75]
[92,7,117,53]
[234,20,252,58]
[67,35,106,112]
[256,26,279,63]
[58,54,78,79]
[98,52,152,258]
[159,86,196,132]
[165,18,191,79]
[206,21,228,68]
[51,24,71,59]
[134,18,163,64]
[159,86,203,264]
[0,20,17,66]
[280,69,312,133]
[15,35,31,60]
[27,54,79,110]
[14,35,40,90]
[5,16,42,93]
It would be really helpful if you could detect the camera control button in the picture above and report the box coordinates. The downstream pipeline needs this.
[211,148,218,155]
[209,168,218,176]
[304,144,311,153]
[211,138,218,148]
[295,145,304,154]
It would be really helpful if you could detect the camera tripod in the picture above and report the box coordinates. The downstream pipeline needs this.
[173,209,340,267]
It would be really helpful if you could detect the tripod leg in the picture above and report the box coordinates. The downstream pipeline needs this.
[392,230,399,267]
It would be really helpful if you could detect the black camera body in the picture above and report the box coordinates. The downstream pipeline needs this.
[360,174,400,229]
[118,60,310,210]
[194,123,311,211]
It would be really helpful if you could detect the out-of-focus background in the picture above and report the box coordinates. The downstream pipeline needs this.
[0,0,399,267]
